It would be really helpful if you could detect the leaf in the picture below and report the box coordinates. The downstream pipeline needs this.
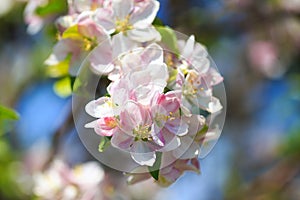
[35,0,67,17]
[0,106,19,121]
[98,136,111,152]
[148,152,162,180]
[53,77,72,98]
[153,18,164,26]
[0,106,19,136]
[155,26,180,55]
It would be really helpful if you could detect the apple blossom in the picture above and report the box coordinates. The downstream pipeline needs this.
[94,0,161,42]
[24,0,49,34]
[178,35,210,74]
[33,160,104,200]
[175,68,223,115]
[24,0,226,188]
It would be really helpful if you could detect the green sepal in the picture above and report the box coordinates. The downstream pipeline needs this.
[148,152,163,180]
[98,136,112,152]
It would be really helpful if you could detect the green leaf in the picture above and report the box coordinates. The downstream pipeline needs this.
[155,26,180,55]
[148,152,163,180]
[153,18,164,26]
[35,0,67,17]
[0,106,19,121]
[98,136,111,152]
[53,77,72,98]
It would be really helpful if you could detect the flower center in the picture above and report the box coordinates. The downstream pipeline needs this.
[116,16,132,33]
[133,124,151,141]
[155,112,176,127]
[104,117,117,128]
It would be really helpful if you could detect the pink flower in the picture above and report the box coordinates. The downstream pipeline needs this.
[150,92,188,148]
[111,101,158,166]
[85,96,121,136]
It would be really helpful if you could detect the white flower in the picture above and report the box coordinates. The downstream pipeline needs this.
[94,0,161,42]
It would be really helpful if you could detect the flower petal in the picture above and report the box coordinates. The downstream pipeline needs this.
[196,96,223,114]
[130,142,156,166]
[112,0,133,19]
[85,97,114,118]
[84,120,98,128]
[130,0,160,28]
[127,27,161,42]
[181,35,195,60]
[120,101,151,133]
[89,40,114,75]
[141,43,164,65]
[111,130,134,150]
[112,33,139,58]
[94,8,116,34]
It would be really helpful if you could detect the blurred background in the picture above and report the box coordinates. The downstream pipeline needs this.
[0,0,300,199]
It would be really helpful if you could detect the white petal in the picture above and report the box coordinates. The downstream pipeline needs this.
[182,35,195,59]
[84,120,98,128]
[207,97,223,113]
[196,96,223,114]
[192,57,210,75]
[129,62,168,89]
[89,40,114,75]
[130,142,156,166]
[112,33,139,58]
[112,0,133,19]
[85,97,114,118]
[130,0,160,28]
[71,162,104,186]
[141,43,164,65]
[94,8,116,34]
[127,27,161,43]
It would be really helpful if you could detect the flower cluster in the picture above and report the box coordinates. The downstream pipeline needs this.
[33,160,104,200]
[25,0,224,186]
